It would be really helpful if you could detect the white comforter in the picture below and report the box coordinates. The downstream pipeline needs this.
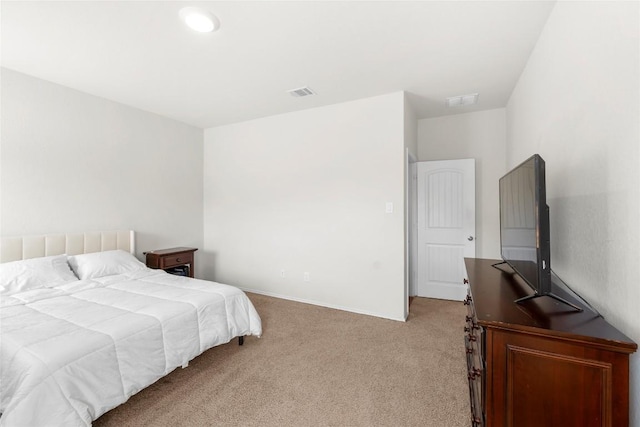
[0,269,262,426]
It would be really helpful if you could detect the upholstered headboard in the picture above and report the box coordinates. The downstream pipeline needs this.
[0,230,135,263]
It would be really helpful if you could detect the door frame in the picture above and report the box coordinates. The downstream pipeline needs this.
[405,149,418,317]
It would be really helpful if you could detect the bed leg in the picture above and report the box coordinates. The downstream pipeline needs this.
[239,336,244,346]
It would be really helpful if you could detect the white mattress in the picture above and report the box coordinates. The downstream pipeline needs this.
[0,269,262,426]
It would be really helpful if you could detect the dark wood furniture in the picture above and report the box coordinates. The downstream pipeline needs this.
[464,258,637,427]
[145,247,197,278]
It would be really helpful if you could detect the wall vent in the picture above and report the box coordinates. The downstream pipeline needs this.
[287,86,316,97]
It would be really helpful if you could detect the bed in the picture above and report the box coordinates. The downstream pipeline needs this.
[0,230,262,426]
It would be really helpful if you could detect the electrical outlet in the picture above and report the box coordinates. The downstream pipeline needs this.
[303,272,310,282]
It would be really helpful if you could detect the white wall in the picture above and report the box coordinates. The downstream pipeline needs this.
[0,69,204,273]
[203,92,406,320]
[417,108,507,259]
[506,1,640,424]
[404,94,418,158]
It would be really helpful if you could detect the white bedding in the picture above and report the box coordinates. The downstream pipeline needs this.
[0,269,262,426]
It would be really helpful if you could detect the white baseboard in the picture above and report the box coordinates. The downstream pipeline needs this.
[238,287,406,322]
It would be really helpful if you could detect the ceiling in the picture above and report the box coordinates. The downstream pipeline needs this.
[1,1,556,129]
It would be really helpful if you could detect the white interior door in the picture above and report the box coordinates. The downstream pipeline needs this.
[416,159,475,301]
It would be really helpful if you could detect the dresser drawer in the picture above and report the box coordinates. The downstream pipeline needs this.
[466,335,484,427]
[464,284,485,427]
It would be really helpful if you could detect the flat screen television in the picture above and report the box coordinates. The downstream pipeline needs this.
[498,154,581,311]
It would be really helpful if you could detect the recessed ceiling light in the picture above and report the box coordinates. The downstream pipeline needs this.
[179,7,220,33]
[446,93,479,107]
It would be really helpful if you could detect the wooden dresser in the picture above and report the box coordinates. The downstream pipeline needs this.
[464,258,637,427]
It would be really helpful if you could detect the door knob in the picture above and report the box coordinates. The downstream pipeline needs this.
[468,236,474,241]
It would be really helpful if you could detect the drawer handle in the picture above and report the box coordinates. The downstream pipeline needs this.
[465,325,480,332]
[176,258,181,263]
[467,368,481,380]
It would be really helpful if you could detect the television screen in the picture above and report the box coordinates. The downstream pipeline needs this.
[499,154,551,295]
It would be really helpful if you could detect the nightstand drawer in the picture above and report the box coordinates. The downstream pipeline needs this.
[144,247,198,278]
[161,253,193,268]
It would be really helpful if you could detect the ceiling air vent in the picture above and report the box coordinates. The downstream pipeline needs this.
[287,86,316,97]
[446,93,479,107]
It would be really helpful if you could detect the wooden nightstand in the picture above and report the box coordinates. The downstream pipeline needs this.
[144,247,198,278]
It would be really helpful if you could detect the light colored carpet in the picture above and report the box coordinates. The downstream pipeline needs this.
[94,294,471,427]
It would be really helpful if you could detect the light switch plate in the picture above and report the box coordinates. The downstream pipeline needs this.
[385,202,393,213]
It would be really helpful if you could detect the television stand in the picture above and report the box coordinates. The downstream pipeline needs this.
[514,292,583,312]
[491,261,583,312]
[490,260,514,274]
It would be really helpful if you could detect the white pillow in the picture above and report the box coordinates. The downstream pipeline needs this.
[68,250,147,280]
[0,255,78,295]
